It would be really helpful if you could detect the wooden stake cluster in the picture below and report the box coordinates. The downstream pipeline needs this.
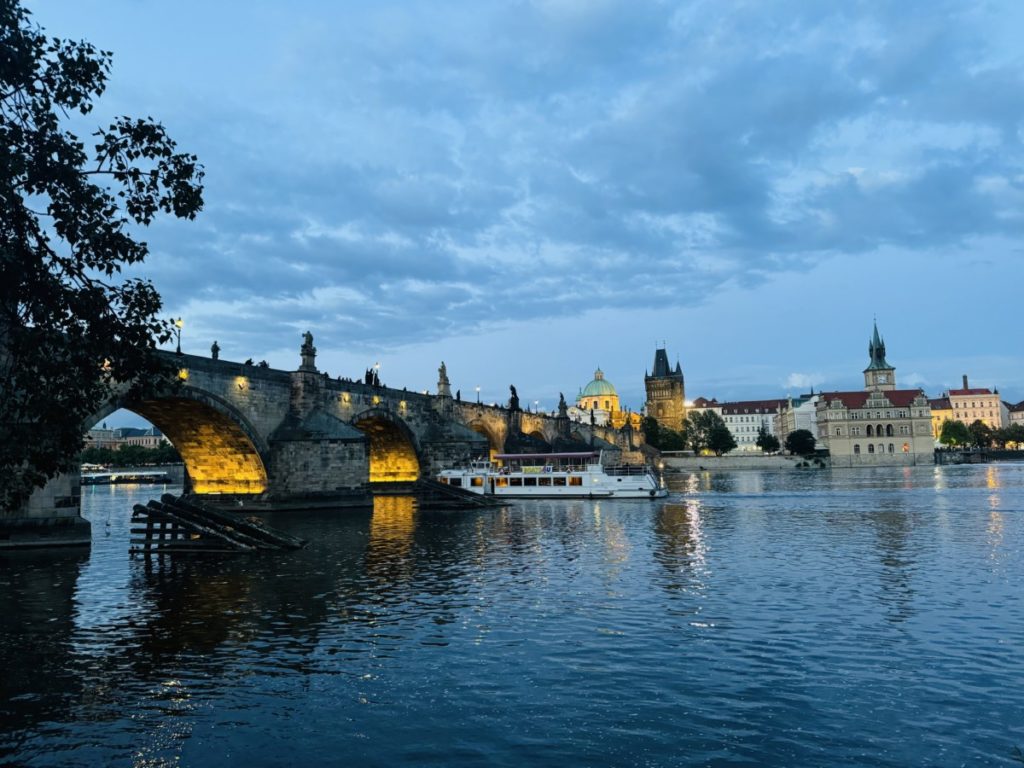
[131,494,307,554]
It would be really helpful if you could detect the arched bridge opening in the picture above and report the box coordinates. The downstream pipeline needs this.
[354,412,420,483]
[468,421,504,462]
[94,396,269,495]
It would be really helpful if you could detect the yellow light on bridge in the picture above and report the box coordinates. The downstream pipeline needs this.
[372,395,381,405]
[178,368,189,381]
[340,392,351,404]
[235,376,249,391]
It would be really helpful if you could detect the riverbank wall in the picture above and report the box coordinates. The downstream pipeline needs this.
[661,454,818,472]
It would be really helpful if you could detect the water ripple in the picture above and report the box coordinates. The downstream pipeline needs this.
[2,466,1024,766]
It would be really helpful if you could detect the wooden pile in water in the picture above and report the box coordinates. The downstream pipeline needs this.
[131,494,307,554]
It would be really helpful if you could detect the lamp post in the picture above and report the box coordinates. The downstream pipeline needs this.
[533,400,540,413]
[173,317,184,355]
[475,386,481,404]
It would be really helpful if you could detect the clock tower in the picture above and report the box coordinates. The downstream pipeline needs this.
[863,321,896,392]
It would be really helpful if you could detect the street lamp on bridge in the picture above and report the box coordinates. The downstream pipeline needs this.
[475,386,481,403]
[173,317,184,355]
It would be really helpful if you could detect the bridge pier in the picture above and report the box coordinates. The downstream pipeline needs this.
[0,473,90,548]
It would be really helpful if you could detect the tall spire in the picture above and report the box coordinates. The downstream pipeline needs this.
[865,320,891,371]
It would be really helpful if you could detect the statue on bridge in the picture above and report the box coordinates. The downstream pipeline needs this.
[299,331,317,372]
[211,340,220,360]
[509,385,520,412]
[558,392,568,418]
[437,361,452,398]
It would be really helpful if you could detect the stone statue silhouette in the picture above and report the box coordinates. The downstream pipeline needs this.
[509,385,520,412]
[439,361,448,382]
[301,331,314,351]
[210,340,220,360]
[558,392,568,418]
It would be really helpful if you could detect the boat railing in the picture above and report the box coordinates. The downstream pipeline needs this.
[603,464,656,476]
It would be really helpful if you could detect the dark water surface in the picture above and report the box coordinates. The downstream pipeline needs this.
[2,465,1023,766]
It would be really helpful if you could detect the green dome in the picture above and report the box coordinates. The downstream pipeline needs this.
[580,368,617,397]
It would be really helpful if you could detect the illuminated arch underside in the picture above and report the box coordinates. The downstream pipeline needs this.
[355,416,419,482]
[469,422,503,460]
[134,398,267,494]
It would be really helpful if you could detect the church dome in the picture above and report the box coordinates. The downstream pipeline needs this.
[580,368,617,398]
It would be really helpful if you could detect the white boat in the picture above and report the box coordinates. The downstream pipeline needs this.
[437,451,668,499]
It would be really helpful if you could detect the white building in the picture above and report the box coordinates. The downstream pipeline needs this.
[719,399,787,452]
[775,393,820,442]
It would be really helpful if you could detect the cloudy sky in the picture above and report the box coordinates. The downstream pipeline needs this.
[31,0,1024,418]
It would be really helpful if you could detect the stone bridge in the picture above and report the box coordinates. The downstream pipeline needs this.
[12,339,637,546]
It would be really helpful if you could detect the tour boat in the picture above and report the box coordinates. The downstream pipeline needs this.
[81,469,173,486]
[437,451,668,499]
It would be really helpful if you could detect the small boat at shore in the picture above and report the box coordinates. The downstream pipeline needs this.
[81,470,173,486]
[437,451,667,499]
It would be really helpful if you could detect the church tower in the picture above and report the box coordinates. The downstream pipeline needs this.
[644,346,686,431]
[863,321,896,392]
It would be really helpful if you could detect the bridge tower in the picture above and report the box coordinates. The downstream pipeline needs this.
[644,346,686,432]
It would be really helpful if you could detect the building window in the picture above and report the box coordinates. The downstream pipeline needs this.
[868,444,875,454]
[866,425,874,437]
[854,444,861,454]
[888,444,894,453]
[835,428,842,436]
[886,424,893,437]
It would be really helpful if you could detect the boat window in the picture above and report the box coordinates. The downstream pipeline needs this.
[538,477,552,486]
[495,477,509,487]
[553,477,566,486]
[471,476,484,487]
[569,477,583,486]
[438,477,448,484]
[510,477,522,486]
[524,477,537,486]
[450,477,462,487]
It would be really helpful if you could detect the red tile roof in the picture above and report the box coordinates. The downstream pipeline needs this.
[929,397,951,410]
[949,388,993,396]
[819,389,925,409]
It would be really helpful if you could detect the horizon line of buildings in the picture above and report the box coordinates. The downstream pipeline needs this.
[570,321,1024,466]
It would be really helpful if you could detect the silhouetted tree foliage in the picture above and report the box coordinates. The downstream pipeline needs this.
[756,425,780,454]
[641,416,687,451]
[0,2,203,511]
[685,410,731,454]
[968,419,993,449]
[995,424,1024,448]
[707,422,737,456]
[939,419,971,447]
[784,429,816,455]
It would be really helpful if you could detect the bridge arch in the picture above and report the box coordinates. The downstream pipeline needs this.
[90,388,269,495]
[352,408,421,482]
[468,420,505,459]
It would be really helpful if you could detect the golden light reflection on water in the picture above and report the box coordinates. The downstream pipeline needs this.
[653,498,708,593]
[367,496,418,581]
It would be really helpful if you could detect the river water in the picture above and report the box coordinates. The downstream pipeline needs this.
[1,465,1023,767]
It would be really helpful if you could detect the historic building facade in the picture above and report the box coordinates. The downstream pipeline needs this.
[947,376,1006,429]
[928,397,953,439]
[644,347,686,432]
[775,393,820,442]
[720,399,787,452]
[815,323,934,466]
